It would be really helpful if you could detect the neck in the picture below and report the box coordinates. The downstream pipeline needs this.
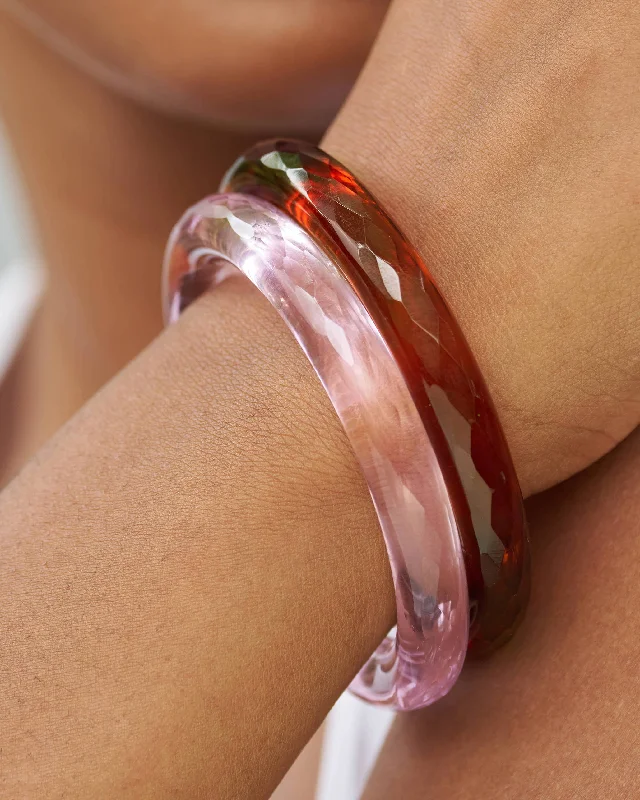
[0,11,255,468]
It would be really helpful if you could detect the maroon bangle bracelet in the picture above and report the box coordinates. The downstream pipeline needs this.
[222,141,530,654]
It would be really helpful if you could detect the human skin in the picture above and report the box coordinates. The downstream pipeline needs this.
[0,10,256,476]
[0,0,639,797]
[363,429,640,800]
[1,287,637,800]
[324,0,640,493]
[0,282,396,799]
[2,0,638,488]
[1,0,390,130]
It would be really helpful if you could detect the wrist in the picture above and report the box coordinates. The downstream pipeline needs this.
[324,0,640,495]
[0,280,395,798]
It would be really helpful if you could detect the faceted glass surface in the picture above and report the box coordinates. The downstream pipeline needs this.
[221,141,530,657]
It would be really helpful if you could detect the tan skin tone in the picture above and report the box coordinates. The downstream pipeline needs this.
[0,12,255,474]
[2,0,390,130]
[0,0,639,797]
[362,429,640,800]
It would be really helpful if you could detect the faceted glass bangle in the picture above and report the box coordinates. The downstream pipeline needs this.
[163,142,531,711]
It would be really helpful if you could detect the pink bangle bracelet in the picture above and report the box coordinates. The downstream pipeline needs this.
[163,141,530,711]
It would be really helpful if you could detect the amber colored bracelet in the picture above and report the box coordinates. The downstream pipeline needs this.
[163,140,530,711]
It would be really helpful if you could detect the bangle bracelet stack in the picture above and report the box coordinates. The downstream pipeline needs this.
[163,140,530,711]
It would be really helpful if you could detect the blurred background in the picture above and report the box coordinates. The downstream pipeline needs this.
[0,126,32,267]
[0,126,42,380]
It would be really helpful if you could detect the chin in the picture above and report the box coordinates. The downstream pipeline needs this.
[8,0,389,132]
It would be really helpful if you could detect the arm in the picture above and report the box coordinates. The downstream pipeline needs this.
[1,0,639,797]
[363,428,640,800]
[325,0,640,495]
[0,281,394,799]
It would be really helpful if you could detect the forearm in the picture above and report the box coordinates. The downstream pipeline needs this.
[0,283,394,799]
[325,0,640,494]
[363,428,640,800]
[1,0,639,796]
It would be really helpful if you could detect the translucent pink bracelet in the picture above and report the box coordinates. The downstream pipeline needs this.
[163,141,530,711]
